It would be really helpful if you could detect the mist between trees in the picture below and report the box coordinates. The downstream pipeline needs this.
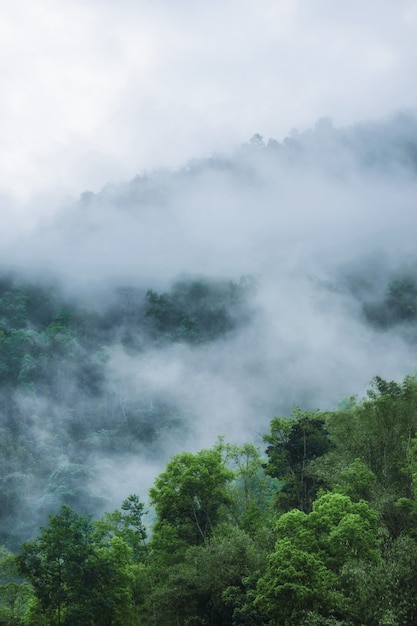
[1,259,417,550]
[2,113,417,623]
[3,374,417,624]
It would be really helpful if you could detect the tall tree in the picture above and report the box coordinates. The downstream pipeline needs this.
[16,502,147,625]
[263,409,333,512]
[16,505,95,625]
[255,492,381,625]
[149,446,234,546]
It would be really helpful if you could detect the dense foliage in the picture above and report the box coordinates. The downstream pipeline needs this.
[2,373,417,624]
[3,261,417,623]
[0,274,254,549]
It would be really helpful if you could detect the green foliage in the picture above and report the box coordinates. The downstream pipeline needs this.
[11,388,417,626]
[0,273,253,550]
[46,310,75,339]
[145,276,252,344]
[256,492,380,625]
[222,442,278,535]
[256,538,341,626]
[364,275,417,327]
[0,545,33,625]
[137,378,417,623]
[310,493,380,565]
[94,494,148,562]
[16,502,146,625]
[149,446,234,545]
[222,574,268,626]
[16,505,96,624]
[5,264,417,624]
[327,376,417,502]
[0,290,29,331]
[334,458,377,501]
[147,524,266,626]
[0,329,40,386]
[263,409,333,512]
[337,534,417,625]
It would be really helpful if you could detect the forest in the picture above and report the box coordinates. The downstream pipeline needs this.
[2,115,417,624]
[3,369,417,624]
[2,269,417,624]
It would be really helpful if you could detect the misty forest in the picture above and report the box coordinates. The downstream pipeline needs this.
[3,115,417,625]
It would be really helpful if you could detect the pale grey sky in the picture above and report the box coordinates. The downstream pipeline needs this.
[1,0,417,207]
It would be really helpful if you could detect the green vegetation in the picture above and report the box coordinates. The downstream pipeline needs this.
[0,274,253,550]
[145,277,251,344]
[363,276,417,328]
[344,271,417,333]
[4,268,417,622]
[1,374,417,623]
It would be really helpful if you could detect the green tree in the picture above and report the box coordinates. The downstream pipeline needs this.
[310,492,380,567]
[329,376,417,491]
[16,503,147,625]
[264,409,333,512]
[0,290,29,331]
[255,492,381,625]
[144,277,251,344]
[93,494,149,568]
[334,458,377,501]
[222,442,277,536]
[256,538,339,626]
[0,545,33,625]
[16,505,96,625]
[149,446,234,546]
[90,536,142,626]
[325,375,417,536]
[147,524,266,626]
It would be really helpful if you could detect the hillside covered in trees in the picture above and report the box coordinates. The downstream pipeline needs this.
[2,114,417,624]
[3,373,417,624]
[0,273,255,548]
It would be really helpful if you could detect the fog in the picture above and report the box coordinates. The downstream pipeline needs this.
[2,113,417,543]
[2,0,417,203]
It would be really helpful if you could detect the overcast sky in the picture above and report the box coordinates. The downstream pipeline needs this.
[1,0,417,209]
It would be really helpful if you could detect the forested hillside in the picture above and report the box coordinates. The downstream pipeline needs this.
[0,274,254,549]
[3,374,417,624]
[2,260,417,552]
[2,115,417,624]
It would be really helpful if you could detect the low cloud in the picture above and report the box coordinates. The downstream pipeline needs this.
[2,114,417,542]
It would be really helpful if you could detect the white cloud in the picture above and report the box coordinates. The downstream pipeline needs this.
[1,0,417,208]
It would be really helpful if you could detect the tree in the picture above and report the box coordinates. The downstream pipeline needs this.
[255,492,381,625]
[325,375,417,538]
[94,494,148,561]
[263,409,333,512]
[16,505,95,625]
[93,494,150,622]
[334,458,377,501]
[144,277,250,344]
[222,442,277,536]
[90,536,141,626]
[309,492,380,567]
[147,524,266,626]
[149,446,234,546]
[16,502,148,625]
[0,545,33,625]
[256,538,339,626]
